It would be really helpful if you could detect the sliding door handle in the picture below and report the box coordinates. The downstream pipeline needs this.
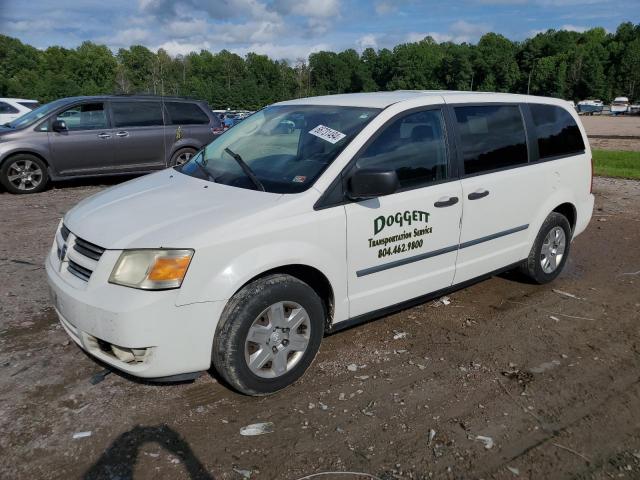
[116,131,129,137]
[434,196,459,208]
[97,133,111,139]
[468,189,490,200]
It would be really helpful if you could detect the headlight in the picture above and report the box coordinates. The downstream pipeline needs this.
[109,249,194,290]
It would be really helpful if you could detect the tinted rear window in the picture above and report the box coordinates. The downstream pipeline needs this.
[455,105,528,175]
[0,102,19,114]
[112,101,164,128]
[165,102,209,125]
[530,104,585,159]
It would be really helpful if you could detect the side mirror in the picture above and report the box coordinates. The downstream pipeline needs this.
[52,120,67,132]
[347,168,400,200]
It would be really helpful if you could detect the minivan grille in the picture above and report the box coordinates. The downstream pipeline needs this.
[73,237,105,261]
[67,259,93,281]
[58,224,105,283]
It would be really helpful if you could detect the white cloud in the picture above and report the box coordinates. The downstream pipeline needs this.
[356,34,378,50]
[232,41,331,61]
[155,39,212,56]
[166,18,208,38]
[104,28,153,47]
[560,24,588,32]
[374,1,396,15]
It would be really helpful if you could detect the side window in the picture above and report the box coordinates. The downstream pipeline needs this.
[356,109,449,189]
[0,102,19,114]
[530,104,585,159]
[165,102,209,125]
[112,101,164,128]
[455,105,528,175]
[55,103,107,131]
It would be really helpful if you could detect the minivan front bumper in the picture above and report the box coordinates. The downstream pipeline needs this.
[45,244,224,379]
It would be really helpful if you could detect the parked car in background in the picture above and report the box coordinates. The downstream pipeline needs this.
[0,95,223,194]
[611,97,630,115]
[576,99,603,115]
[46,91,593,394]
[0,98,40,125]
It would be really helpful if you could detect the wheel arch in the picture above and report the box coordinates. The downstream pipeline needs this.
[552,202,577,233]
[1,150,50,169]
[234,264,335,330]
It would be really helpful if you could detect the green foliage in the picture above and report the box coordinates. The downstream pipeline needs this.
[1,22,638,109]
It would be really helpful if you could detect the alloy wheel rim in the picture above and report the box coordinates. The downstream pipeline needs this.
[175,152,193,166]
[244,301,311,379]
[540,226,566,274]
[7,159,43,191]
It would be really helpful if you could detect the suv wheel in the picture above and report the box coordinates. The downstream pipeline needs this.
[170,148,197,167]
[520,212,571,284]
[212,274,325,395]
[0,154,49,194]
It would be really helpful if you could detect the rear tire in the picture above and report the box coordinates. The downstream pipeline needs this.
[520,212,571,284]
[212,274,325,396]
[0,154,49,194]
[169,148,197,167]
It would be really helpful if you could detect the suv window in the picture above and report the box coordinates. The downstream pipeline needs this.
[356,109,449,189]
[0,102,19,114]
[455,105,528,175]
[55,103,108,131]
[530,104,585,159]
[166,102,209,125]
[112,101,164,128]
[18,101,40,109]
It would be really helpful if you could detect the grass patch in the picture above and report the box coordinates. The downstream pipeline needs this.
[593,149,640,179]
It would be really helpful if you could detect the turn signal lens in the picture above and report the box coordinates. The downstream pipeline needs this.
[109,249,194,290]
[148,256,191,282]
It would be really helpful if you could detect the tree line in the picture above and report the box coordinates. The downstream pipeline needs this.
[1,22,639,110]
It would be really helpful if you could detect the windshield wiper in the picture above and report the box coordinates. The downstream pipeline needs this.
[224,148,265,192]
[192,149,216,182]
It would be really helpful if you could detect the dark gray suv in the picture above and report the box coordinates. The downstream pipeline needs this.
[0,95,223,193]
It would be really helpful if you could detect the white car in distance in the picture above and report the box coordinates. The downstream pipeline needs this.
[0,98,40,125]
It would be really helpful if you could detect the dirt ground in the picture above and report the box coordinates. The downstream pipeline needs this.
[1,175,640,480]
[582,116,640,151]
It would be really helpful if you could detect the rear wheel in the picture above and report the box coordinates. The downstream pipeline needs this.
[170,148,197,167]
[520,212,571,284]
[212,274,325,395]
[0,154,49,194]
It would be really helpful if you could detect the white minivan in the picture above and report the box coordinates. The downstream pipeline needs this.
[46,91,594,395]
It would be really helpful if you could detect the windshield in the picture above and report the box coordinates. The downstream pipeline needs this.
[5,99,68,129]
[178,104,380,193]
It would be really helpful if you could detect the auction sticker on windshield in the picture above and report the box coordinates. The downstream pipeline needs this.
[309,125,346,144]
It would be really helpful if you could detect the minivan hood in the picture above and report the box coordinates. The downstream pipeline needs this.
[64,169,284,249]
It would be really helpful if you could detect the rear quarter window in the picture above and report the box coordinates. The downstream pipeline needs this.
[530,104,585,159]
[165,102,210,125]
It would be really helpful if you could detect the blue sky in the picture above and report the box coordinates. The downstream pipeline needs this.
[1,0,638,61]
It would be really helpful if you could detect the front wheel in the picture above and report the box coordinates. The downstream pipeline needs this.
[212,274,325,395]
[0,154,49,194]
[169,148,196,167]
[520,212,571,284]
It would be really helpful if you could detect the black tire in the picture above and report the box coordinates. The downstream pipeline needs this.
[520,212,572,284]
[0,154,49,194]
[169,147,197,167]
[212,274,325,396]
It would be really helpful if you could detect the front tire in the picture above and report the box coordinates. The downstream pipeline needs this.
[520,212,571,284]
[169,148,196,167]
[212,274,325,395]
[0,154,49,194]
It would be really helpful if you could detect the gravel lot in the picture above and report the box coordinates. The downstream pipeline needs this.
[1,176,640,480]
[582,116,640,151]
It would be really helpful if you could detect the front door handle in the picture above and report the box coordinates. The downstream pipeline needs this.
[434,196,459,208]
[468,189,490,200]
[97,133,111,139]
[115,131,129,137]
